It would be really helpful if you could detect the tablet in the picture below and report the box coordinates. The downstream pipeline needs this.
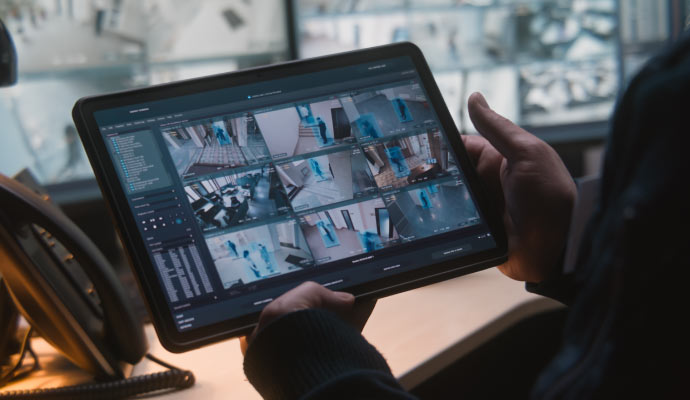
[72,42,507,352]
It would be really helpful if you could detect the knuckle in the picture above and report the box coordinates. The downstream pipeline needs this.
[301,281,322,292]
[264,299,281,314]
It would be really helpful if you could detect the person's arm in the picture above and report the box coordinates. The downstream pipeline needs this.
[242,282,415,400]
[525,175,600,305]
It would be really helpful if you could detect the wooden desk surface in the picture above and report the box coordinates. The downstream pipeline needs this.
[0,268,562,398]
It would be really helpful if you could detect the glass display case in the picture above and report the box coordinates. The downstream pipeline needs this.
[0,0,292,187]
[291,0,680,141]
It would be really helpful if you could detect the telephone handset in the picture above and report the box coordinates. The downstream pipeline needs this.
[0,278,18,369]
[0,174,194,396]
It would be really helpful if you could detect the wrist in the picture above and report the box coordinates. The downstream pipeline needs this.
[244,309,391,400]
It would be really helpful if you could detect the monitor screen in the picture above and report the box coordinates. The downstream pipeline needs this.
[93,55,497,332]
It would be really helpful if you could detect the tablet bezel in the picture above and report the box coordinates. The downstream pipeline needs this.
[72,42,507,352]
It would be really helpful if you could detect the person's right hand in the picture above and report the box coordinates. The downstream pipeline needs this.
[464,92,576,283]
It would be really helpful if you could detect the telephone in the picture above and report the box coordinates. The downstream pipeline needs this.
[0,173,194,397]
[0,277,18,369]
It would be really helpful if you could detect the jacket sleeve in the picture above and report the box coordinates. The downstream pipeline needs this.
[243,308,417,400]
[525,175,600,306]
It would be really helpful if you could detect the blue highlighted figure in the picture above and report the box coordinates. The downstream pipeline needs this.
[309,158,329,181]
[226,240,239,258]
[213,121,232,145]
[385,146,410,178]
[418,188,433,209]
[296,104,334,147]
[241,242,278,278]
[392,98,412,122]
[356,113,382,139]
[427,184,439,194]
[316,220,340,248]
[254,243,276,275]
[311,116,334,147]
[357,231,383,253]
[316,117,328,143]
[242,250,261,278]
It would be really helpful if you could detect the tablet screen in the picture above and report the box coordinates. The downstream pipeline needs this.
[92,55,497,332]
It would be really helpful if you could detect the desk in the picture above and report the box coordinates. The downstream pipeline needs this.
[0,268,562,398]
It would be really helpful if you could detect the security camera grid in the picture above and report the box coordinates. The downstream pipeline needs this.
[382,178,481,242]
[299,196,400,265]
[255,98,357,160]
[174,77,474,290]
[162,113,271,179]
[362,129,459,191]
[205,219,315,288]
[184,165,291,232]
[275,147,378,212]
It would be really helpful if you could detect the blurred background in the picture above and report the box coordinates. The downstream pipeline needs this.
[1,0,688,259]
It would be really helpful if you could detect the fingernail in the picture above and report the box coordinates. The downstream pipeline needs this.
[472,92,490,109]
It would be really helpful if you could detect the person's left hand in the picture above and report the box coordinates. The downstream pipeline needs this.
[240,282,376,355]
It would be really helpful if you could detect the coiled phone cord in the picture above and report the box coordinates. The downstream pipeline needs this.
[0,329,195,399]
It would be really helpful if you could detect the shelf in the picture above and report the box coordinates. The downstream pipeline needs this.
[296,0,618,20]
[16,51,289,80]
[298,3,499,19]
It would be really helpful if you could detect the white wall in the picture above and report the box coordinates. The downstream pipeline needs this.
[340,96,360,122]
[231,116,247,147]
[358,199,378,231]
[255,107,301,157]
[323,198,381,232]
[327,152,353,199]
[266,222,282,250]
[276,163,303,188]
[278,159,307,187]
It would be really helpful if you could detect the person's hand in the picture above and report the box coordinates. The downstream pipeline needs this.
[464,92,576,283]
[240,282,376,355]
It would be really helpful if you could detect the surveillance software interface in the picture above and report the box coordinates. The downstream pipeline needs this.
[94,56,497,331]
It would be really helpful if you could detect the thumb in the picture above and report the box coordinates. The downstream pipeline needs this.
[318,289,355,315]
[467,92,532,162]
[279,282,354,313]
[302,285,355,323]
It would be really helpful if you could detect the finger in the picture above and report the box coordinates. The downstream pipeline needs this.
[461,133,505,206]
[284,281,354,312]
[467,92,533,162]
[461,134,487,166]
[324,290,356,310]
[239,336,249,356]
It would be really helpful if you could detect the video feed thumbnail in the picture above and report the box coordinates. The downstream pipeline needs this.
[184,166,290,232]
[383,179,480,241]
[343,82,435,140]
[275,148,377,212]
[300,197,399,265]
[205,220,314,288]
[162,113,270,178]
[362,129,458,190]
[255,98,356,159]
